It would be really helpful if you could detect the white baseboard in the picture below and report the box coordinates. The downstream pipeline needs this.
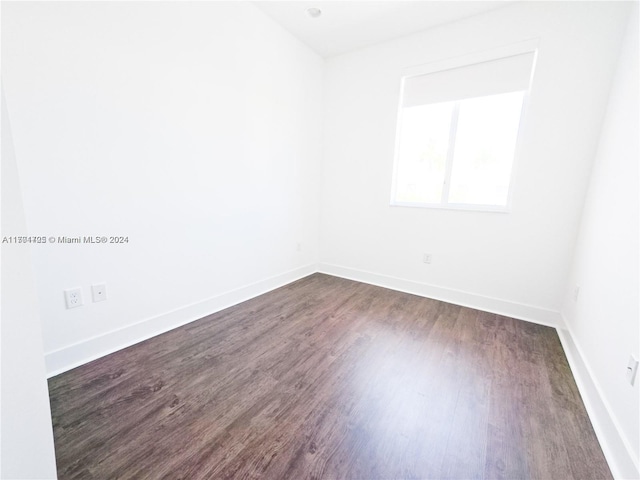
[557,325,640,480]
[45,262,564,376]
[318,263,564,328]
[45,264,317,378]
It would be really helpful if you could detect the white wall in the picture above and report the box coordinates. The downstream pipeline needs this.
[560,6,639,478]
[319,2,631,325]
[1,1,323,375]
[1,88,57,478]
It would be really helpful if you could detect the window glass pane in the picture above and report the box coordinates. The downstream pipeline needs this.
[448,91,524,206]
[393,102,453,204]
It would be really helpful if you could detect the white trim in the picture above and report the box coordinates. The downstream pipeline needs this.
[45,264,317,377]
[557,322,640,480]
[389,201,511,213]
[317,263,563,328]
[389,75,408,205]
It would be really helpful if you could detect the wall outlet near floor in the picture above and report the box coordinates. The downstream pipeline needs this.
[64,288,83,309]
[627,355,638,386]
[573,286,580,302]
[92,284,107,302]
[296,242,302,252]
[423,253,432,264]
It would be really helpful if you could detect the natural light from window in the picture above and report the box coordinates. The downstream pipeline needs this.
[392,91,525,210]
[449,92,524,206]
[391,50,535,211]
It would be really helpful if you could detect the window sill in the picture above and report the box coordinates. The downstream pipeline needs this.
[389,201,511,213]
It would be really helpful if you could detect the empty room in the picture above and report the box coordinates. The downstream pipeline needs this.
[1,1,638,479]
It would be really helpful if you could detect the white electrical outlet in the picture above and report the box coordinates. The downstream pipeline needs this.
[92,284,107,303]
[423,253,432,264]
[296,242,302,252]
[64,288,83,309]
[573,286,580,302]
[627,355,638,386]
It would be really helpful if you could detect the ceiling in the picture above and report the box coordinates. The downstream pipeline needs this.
[253,1,511,58]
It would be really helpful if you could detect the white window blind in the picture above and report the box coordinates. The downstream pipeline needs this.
[402,52,535,108]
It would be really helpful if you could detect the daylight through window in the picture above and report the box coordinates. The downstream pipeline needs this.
[391,51,535,210]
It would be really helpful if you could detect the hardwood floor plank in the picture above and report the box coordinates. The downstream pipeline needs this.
[440,308,491,480]
[484,315,532,480]
[48,273,611,479]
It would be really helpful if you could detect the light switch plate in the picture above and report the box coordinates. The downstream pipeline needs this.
[91,284,107,302]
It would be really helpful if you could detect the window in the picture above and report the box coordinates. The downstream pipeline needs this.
[391,50,536,211]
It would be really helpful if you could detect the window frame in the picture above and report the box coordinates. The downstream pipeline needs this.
[390,41,538,213]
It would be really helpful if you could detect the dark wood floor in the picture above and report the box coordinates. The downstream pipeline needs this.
[48,273,611,480]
